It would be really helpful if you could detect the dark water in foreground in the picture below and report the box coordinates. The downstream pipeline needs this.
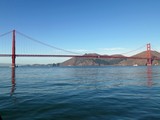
[0,66,160,120]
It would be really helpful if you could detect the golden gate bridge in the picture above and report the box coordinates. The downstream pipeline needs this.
[0,30,159,67]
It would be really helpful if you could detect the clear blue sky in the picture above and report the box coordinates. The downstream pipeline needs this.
[0,0,160,64]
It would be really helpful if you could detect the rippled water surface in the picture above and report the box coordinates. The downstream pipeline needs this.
[0,66,160,120]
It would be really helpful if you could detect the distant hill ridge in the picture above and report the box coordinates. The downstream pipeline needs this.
[60,51,160,66]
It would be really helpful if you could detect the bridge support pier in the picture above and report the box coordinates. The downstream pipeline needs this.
[146,43,152,66]
[12,30,16,67]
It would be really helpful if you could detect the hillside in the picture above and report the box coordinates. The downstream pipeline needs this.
[60,51,160,66]
[120,51,160,66]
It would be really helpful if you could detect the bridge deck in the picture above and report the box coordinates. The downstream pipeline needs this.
[0,54,160,60]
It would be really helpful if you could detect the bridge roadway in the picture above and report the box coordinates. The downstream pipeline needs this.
[0,54,160,60]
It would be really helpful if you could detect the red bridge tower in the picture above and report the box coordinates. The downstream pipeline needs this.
[146,43,152,66]
[12,30,16,67]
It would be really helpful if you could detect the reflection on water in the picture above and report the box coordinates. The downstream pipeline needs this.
[2,66,160,120]
[9,66,154,96]
[11,67,16,96]
[147,66,152,87]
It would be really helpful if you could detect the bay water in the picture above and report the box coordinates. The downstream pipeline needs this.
[0,66,160,120]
